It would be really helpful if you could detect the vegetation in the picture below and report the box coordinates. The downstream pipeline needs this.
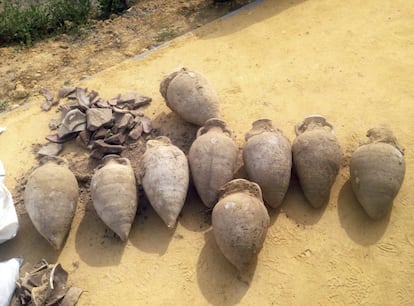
[0,101,9,112]
[0,0,129,46]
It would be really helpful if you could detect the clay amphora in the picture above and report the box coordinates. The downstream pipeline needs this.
[350,127,405,219]
[212,179,270,272]
[141,136,189,228]
[91,156,138,241]
[24,157,79,250]
[292,115,342,208]
[160,67,220,126]
[188,118,238,208]
[243,119,292,208]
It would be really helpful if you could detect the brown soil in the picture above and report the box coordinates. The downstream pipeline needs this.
[0,0,243,111]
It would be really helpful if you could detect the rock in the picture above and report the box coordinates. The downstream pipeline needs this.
[58,109,87,138]
[38,142,63,157]
[48,118,61,130]
[86,108,112,131]
[12,82,29,99]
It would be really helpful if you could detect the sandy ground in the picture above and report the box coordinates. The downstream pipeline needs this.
[1,0,414,305]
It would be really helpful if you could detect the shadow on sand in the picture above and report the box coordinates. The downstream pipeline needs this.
[337,180,391,245]
[194,0,307,40]
[281,173,328,226]
[196,230,255,306]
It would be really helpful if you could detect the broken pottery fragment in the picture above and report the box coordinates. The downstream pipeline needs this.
[14,259,82,306]
[86,108,112,131]
[91,139,125,159]
[40,88,58,111]
[75,87,90,110]
[141,116,152,133]
[37,142,63,157]
[46,133,77,144]
[117,92,152,109]
[76,130,92,148]
[128,124,143,140]
[58,109,86,138]
[57,87,76,100]
[114,112,134,130]
[93,127,110,139]
[105,132,126,145]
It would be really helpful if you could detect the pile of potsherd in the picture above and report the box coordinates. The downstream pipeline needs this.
[13,259,82,306]
[39,87,153,159]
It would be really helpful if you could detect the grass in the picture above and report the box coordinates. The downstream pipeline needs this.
[0,101,9,112]
[156,28,175,42]
[0,0,129,46]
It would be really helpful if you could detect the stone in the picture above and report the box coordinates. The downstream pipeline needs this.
[48,118,61,130]
[12,82,29,99]
[86,108,112,131]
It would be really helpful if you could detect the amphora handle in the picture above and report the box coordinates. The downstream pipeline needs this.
[219,179,263,202]
[295,115,335,136]
[245,118,279,141]
[196,118,232,138]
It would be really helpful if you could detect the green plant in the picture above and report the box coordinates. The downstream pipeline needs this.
[0,0,92,46]
[156,28,175,42]
[0,101,9,112]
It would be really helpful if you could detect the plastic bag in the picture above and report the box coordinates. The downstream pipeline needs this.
[0,257,23,306]
[0,160,19,244]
